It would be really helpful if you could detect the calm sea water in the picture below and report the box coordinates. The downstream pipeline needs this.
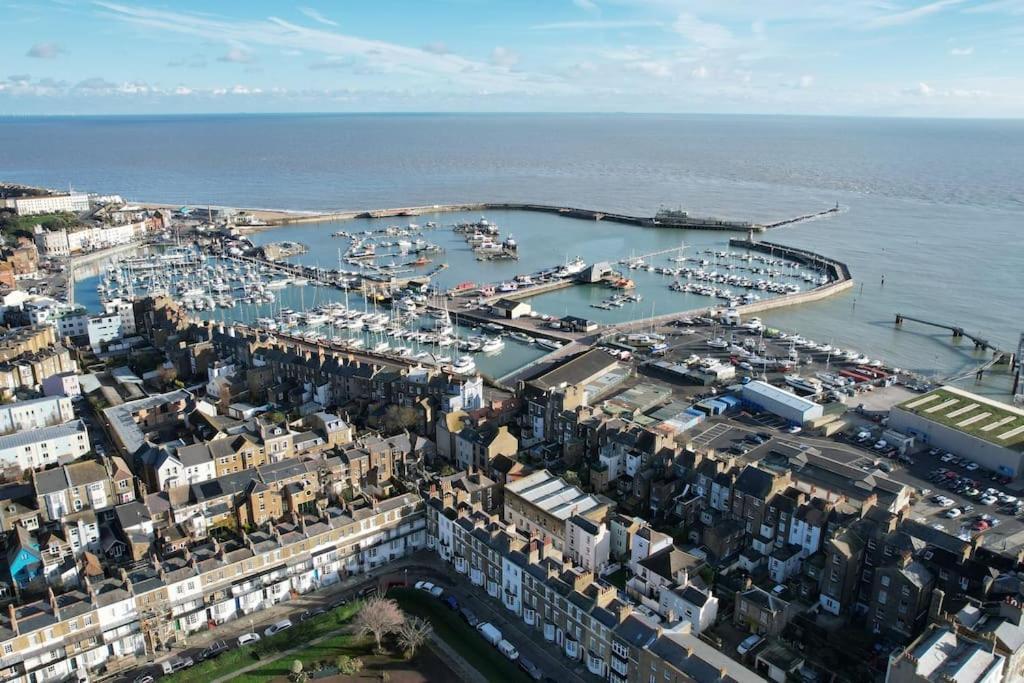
[6,114,1020,394]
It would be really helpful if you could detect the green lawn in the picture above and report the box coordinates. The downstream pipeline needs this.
[388,587,532,683]
[0,211,81,238]
[163,601,361,682]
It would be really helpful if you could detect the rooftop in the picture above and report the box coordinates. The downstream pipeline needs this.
[897,386,1024,452]
[0,418,87,451]
[526,349,618,392]
[505,469,605,522]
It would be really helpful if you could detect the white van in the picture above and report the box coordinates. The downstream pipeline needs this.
[477,622,502,647]
[497,639,519,661]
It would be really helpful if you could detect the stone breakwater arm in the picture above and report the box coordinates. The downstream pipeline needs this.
[224,201,837,232]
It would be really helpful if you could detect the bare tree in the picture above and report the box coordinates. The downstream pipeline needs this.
[354,597,405,652]
[397,616,433,658]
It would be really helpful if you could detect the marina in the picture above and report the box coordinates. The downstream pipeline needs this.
[75,205,860,388]
[70,201,1014,400]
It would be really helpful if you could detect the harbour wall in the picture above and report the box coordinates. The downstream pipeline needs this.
[254,202,839,233]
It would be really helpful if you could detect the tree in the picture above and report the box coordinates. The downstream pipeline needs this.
[397,616,433,659]
[382,405,419,433]
[289,659,306,682]
[354,597,405,653]
[335,655,364,675]
[563,469,581,486]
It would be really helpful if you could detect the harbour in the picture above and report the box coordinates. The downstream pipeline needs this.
[68,195,1020,401]
[72,201,876,393]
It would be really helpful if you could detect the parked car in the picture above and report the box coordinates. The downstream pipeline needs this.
[161,657,194,675]
[300,608,327,622]
[197,640,229,661]
[238,632,261,646]
[133,676,155,683]
[415,580,435,592]
[737,634,765,655]
[265,619,293,637]
[444,595,459,611]
[518,656,543,680]
[944,508,962,519]
[429,585,444,598]
[460,607,479,627]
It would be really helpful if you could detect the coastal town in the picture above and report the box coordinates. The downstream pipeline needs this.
[0,182,1023,683]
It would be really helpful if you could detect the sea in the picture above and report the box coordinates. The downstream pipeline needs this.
[1,114,1021,395]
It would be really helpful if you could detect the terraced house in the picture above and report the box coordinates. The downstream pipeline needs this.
[424,491,758,682]
[0,491,425,683]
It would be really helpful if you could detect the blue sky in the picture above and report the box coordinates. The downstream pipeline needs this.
[1,0,1022,116]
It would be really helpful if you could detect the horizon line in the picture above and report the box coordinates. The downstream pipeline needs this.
[0,111,1022,122]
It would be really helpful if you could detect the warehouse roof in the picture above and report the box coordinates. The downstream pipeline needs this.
[897,386,1024,452]
[742,381,821,413]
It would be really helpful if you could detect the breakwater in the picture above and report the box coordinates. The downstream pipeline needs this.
[255,202,839,233]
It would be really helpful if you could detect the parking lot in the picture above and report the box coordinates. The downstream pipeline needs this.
[688,413,1024,554]
[898,449,1024,545]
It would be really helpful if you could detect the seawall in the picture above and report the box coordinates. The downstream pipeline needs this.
[246,201,836,233]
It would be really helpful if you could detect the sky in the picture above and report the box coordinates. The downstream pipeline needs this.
[1,0,1022,117]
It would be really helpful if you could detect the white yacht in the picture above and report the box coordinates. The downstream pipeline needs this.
[784,375,824,395]
[535,339,563,352]
[706,337,729,350]
[481,337,505,353]
[449,355,477,375]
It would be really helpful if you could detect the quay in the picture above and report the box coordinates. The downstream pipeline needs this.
[208,201,841,234]
[424,298,583,344]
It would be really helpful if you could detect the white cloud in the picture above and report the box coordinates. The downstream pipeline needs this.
[174,86,193,95]
[421,42,450,55]
[672,13,735,49]
[219,47,255,63]
[299,7,337,27]
[94,2,563,95]
[490,46,520,68]
[573,0,598,11]
[865,0,966,29]
[630,61,672,78]
[905,81,992,98]
[949,46,974,55]
[532,19,663,30]
[691,65,708,79]
[26,42,65,59]
[799,74,814,88]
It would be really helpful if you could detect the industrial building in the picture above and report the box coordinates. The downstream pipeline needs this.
[740,380,824,424]
[890,385,1024,477]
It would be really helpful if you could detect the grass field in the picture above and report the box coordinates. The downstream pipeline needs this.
[163,602,361,682]
[388,587,532,682]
